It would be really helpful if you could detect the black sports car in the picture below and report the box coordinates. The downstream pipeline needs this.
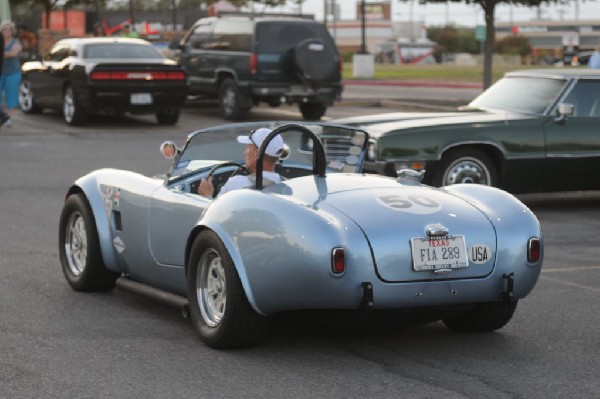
[19,37,189,125]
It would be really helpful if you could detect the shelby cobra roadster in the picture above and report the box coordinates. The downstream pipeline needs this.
[58,122,543,349]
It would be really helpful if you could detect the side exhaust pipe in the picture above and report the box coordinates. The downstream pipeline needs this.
[116,277,190,318]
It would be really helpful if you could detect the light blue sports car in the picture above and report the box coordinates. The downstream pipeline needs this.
[59,122,543,349]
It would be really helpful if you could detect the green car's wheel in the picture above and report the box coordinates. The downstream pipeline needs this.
[443,301,518,332]
[59,193,120,292]
[187,230,269,348]
[433,148,497,187]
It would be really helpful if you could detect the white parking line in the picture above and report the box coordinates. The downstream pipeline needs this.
[541,266,600,273]
[539,275,600,293]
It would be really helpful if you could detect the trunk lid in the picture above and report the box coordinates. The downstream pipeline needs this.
[325,185,497,282]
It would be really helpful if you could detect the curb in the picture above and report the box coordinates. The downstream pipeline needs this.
[343,79,483,90]
[338,98,467,111]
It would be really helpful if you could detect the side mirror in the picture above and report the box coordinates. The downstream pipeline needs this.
[554,102,574,125]
[279,144,291,160]
[160,141,180,159]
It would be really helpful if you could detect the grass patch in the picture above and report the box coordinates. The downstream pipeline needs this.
[342,63,555,84]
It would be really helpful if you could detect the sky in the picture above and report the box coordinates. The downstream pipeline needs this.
[265,0,600,28]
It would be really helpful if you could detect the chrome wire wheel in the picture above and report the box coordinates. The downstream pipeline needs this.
[64,211,87,276]
[63,86,75,124]
[443,157,491,186]
[19,80,34,111]
[197,248,227,327]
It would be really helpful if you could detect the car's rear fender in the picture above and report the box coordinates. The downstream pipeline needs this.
[443,184,543,297]
[192,189,374,316]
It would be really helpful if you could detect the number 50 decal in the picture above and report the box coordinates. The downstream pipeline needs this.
[376,194,441,214]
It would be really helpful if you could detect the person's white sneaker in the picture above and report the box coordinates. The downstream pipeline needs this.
[4,118,12,127]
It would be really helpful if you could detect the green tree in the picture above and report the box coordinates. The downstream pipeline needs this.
[495,34,532,57]
[418,0,561,89]
[428,25,478,62]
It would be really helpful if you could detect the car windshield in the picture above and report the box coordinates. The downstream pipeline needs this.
[468,76,568,115]
[84,43,163,59]
[168,122,368,181]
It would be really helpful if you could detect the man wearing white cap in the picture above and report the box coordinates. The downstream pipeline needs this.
[198,128,284,197]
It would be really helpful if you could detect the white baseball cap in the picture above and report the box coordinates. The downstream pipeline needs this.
[237,128,285,158]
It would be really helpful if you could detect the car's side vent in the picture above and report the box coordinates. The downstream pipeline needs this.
[112,211,123,231]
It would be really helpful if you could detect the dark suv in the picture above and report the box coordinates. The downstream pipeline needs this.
[171,15,343,120]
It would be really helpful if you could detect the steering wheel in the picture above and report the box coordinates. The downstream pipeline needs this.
[207,162,251,178]
[205,162,252,197]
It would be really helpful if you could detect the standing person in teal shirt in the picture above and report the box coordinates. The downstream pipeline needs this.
[0,21,22,127]
[0,23,10,127]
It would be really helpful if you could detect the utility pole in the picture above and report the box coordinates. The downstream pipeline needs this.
[129,0,135,30]
[360,0,366,53]
[172,0,177,31]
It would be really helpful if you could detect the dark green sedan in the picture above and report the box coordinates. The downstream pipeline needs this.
[335,69,600,194]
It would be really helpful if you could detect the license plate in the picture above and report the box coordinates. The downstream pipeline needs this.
[411,236,468,271]
[130,93,152,105]
[290,85,308,93]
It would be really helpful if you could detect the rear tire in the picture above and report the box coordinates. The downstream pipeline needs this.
[219,78,251,121]
[63,84,87,126]
[156,109,180,125]
[59,193,120,292]
[187,230,269,348]
[443,301,518,332]
[19,78,43,114]
[299,102,327,120]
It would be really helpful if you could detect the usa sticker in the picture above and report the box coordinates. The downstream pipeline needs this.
[470,244,492,264]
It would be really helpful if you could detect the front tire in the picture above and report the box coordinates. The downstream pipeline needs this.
[187,230,269,349]
[432,148,497,187]
[58,193,120,292]
[299,102,327,120]
[443,301,518,332]
[63,84,87,126]
[219,78,251,121]
[19,78,43,114]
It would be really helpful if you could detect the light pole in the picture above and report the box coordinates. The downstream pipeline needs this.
[360,0,366,53]
[172,0,177,31]
[129,0,135,31]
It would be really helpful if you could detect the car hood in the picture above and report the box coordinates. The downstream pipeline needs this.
[359,109,535,139]
[319,179,497,282]
[333,111,457,127]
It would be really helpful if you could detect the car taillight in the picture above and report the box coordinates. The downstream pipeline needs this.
[528,237,541,262]
[249,53,257,74]
[331,247,345,274]
[90,71,185,80]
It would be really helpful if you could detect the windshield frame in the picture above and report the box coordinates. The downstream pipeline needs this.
[164,122,369,187]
